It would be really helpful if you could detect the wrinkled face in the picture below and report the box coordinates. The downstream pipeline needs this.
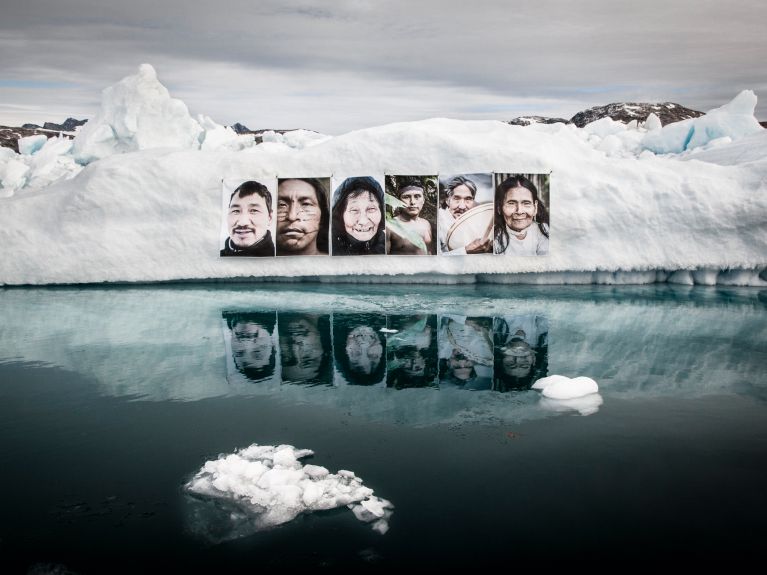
[227,192,271,248]
[231,321,273,371]
[447,349,474,381]
[399,186,425,217]
[502,187,538,232]
[345,326,383,375]
[277,180,322,252]
[447,184,475,218]
[343,191,382,241]
[280,318,324,381]
[502,341,535,378]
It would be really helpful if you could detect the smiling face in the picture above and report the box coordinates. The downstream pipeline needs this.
[502,186,538,233]
[343,191,381,242]
[345,325,383,375]
[231,321,273,371]
[227,191,271,248]
[399,186,425,218]
[447,184,476,218]
[277,179,322,254]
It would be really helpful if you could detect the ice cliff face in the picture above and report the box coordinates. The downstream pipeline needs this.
[0,64,765,285]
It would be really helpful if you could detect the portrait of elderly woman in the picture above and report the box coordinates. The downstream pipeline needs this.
[493,173,550,256]
[492,315,549,392]
[333,313,387,386]
[331,176,386,256]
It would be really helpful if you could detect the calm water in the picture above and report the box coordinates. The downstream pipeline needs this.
[1,284,766,571]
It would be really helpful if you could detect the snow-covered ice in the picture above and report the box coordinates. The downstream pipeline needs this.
[0,64,765,285]
[532,375,599,399]
[184,444,393,540]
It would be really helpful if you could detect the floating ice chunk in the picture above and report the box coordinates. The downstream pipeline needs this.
[184,443,392,539]
[73,63,203,163]
[18,134,49,156]
[642,90,763,154]
[533,375,598,399]
[380,328,398,333]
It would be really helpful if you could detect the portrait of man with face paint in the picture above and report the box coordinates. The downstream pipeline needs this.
[331,176,386,256]
[220,180,275,257]
[276,178,330,256]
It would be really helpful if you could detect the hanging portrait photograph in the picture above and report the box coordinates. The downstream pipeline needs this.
[275,177,331,257]
[493,173,550,256]
[437,172,494,255]
[220,178,277,257]
[384,175,438,255]
[331,175,387,256]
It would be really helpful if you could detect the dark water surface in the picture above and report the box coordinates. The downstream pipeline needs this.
[1,284,765,571]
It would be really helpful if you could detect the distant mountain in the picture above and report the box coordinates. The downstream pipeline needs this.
[509,102,706,128]
[570,102,704,128]
[229,122,252,134]
[21,118,87,133]
[0,125,75,154]
[507,115,569,127]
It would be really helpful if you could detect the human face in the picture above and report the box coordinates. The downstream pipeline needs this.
[447,184,475,218]
[231,321,273,371]
[345,326,383,375]
[399,186,425,218]
[280,317,324,381]
[276,180,323,253]
[227,192,271,248]
[502,186,538,233]
[502,341,535,378]
[343,191,381,242]
[448,350,474,381]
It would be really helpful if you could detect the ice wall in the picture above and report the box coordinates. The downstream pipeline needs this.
[0,65,765,285]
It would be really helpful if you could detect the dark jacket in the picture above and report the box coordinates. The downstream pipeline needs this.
[220,231,275,257]
[331,176,386,256]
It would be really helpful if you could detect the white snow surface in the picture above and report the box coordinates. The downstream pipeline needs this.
[0,64,766,285]
[185,444,393,535]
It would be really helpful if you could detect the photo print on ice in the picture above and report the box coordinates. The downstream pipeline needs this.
[276,177,331,257]
[384,175,438,255]
[438,172,494,255]
[220,178,277,257]
[331,176,386,256]
[493,173,550,256]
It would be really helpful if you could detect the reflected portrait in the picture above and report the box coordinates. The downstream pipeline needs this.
[278,312,332,385]
[438,315,494,389]
[333,313,387,385]
[276,177,330,256]
[386,315,438,389]
[492,315,549,391]
[331,176,386,256]
[385,176,437,255]
[223,311,277,383]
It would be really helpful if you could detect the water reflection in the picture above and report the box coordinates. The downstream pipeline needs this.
[386,315,438,389]
[493,315,549,391]
[438,316,494,390]
[224,311,277,383]
[334,314,387,386]
[278,313,332,386]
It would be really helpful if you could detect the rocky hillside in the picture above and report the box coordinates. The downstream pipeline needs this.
[22,117,87,132]
[0,125,73,154]
[509,102,706,128]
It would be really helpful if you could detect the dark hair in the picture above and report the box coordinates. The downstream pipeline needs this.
[397,178,425,197]
[278,178,330,254]
[223,311,276,383]
[493,175,549,253]
[331,176,385,255]
[229,180,273,217]
[491,317,549,392]
[333,313,387,385]
[441,175,477,209]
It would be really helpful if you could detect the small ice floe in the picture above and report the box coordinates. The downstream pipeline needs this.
[379,328,398,333]
[533,375,603,416]
[184,444,393,541]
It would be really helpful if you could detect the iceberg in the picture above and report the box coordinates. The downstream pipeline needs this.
[0,64,765,286]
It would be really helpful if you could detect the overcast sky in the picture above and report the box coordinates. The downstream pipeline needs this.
[1,0,765,134]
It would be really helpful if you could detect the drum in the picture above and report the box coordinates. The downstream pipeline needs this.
[445,203,494,251]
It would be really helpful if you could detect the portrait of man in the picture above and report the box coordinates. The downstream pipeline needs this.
[437,315,493,390]
[331,176,386,256]
[276,178,330,256]
[220,180,275,257]
[385,175,437,255]
[386,314,438,389]
[438,173,494,255]
[493,173,550,256]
